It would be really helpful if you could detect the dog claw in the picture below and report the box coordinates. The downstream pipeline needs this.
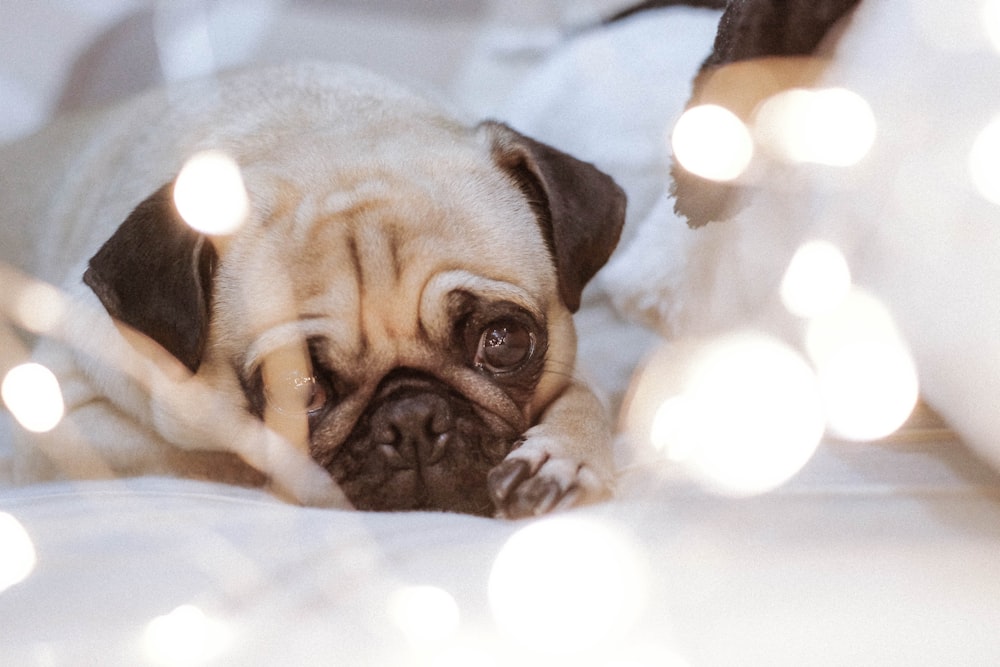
[487,458,531,506]
[523,479,562,516]
[489,445,610,518]
[489,459,575,519]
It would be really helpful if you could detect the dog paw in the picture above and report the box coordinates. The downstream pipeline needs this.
[488,438,612,519]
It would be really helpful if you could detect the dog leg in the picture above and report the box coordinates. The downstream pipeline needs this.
[488,381,614,518]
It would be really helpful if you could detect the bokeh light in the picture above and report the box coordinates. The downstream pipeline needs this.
[806,289,919,441]
[671,333,822,495]
[13,281,66,334]
[606,643,692,667]
[173,150,249,235]
[0,512,37,593]
[429,642,500,667]
[488,517,646,656]
[816,341,919,442]
[143,604,231,666]
[969,115,1000,206]
[755,87,876,166]
[628,332,825,496]
[649,396,691,456]
[985,0,1000,52]
[2,362,65,433]
[780,240,853,318]
[388,584,460,646]
[671,104,754,181]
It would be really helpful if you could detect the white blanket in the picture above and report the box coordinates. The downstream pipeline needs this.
[4,2,1000,664]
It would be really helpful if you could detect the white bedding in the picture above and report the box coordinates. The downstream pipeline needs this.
[4,1,1000,664]
[4,450,1000,666]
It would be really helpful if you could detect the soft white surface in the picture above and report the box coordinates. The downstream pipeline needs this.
[4,1,1000,664]
[4,468,1000,666]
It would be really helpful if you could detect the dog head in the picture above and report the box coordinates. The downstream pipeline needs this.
[83,113,624,515]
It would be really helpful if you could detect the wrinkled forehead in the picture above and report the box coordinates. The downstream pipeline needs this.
[217,160,557,355]
[259,162,553,283]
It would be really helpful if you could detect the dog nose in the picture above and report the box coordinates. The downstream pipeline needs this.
[371,393,454,469]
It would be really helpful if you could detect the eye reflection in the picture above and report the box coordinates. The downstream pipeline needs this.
[263,371,324,415]
[260,342,315,454]
[475,320,535,374]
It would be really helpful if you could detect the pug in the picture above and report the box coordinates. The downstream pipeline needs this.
[0,63,625,518]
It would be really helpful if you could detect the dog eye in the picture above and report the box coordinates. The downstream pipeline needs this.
[303,376,329,414]
[264,371,329,415]
[475,319,535,374]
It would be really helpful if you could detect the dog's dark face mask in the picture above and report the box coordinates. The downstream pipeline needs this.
[322,370,518,515]
[82,121,625,516]
[236,293,552,516]
[315,300,550,515]
[239,368,522,516]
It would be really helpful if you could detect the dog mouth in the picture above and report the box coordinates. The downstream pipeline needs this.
[314,373,519,515]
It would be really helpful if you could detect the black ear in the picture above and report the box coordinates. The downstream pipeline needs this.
[670,160,741,228]
[482,121,626,312]
[83,182,218,373]
[673,0,862,227]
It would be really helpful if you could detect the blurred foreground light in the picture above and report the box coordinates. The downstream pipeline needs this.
[969,115,1000,206]
[671,104,754,181]
[2,363,65,433]
[0,512,37,593]
[606,643,692,667]
[173,150,249,235]
[817,342,919,441]
[143,604,231,666]
[388,584,460,645]
[430,643,500,667]
[13,281,66,334]
[807,288,919,441]
[627,332,825,496]
[755,87,876,166]
[986,0,1000,52]
[780,240,852,318]
[488,517,646,656]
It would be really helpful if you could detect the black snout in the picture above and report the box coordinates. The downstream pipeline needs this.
[370,390,454,470]
[321,368,518,514]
